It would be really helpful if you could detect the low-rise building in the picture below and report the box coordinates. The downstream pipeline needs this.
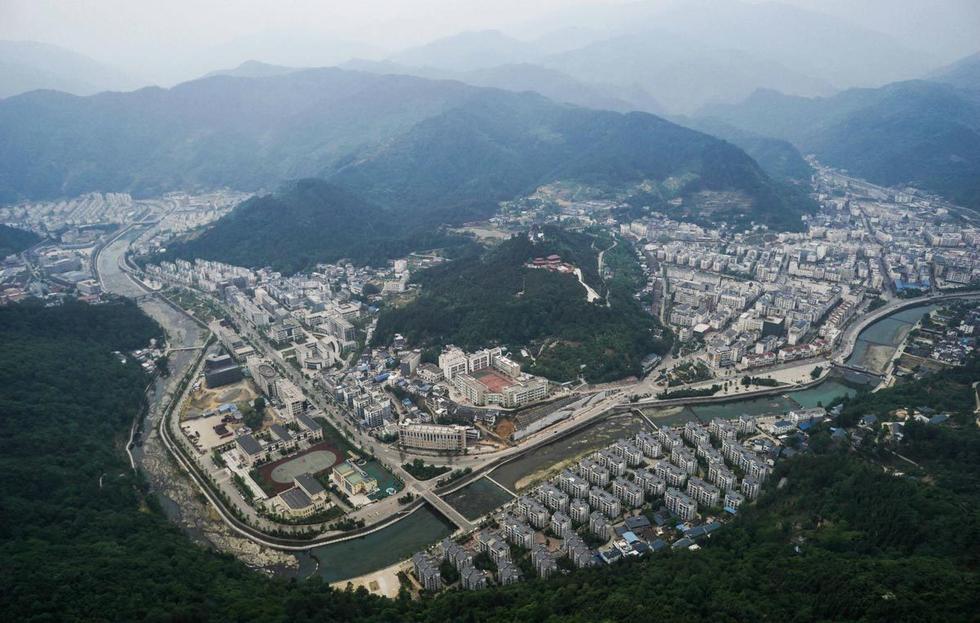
[397,422,469,453]
[331,461,379,497]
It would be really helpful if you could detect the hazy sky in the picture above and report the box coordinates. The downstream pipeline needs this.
[0,0,620,58]
[2,0,978,85]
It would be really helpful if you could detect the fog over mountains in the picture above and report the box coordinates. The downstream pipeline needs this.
[4,0,976,111]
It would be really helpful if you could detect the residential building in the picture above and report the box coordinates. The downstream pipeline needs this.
[687,477,721,508]
[588,486,622,518]
[531,545,558,579]
[742,476,762,500]
[557,469,590,498]
[569,498,590,524]
[412,552,443,591]
[578,458,610,487]
[550,511,572,538]
[636,431,663,458]
[589,510,612,540]
[665,487,698,522]
[611,477,644,508]
[633,468,667,498]
[656,460,689,488]
[724,490,746,512]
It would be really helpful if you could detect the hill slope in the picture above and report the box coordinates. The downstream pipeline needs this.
[342,58,662,114]
[372,227,670,383]
[705,80,980,210]
[0,68,476,203]
[331,89,813,230]
[160,180,468,274]
[0,40,134,98]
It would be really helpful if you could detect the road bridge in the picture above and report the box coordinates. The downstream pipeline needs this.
[417,488,475,533]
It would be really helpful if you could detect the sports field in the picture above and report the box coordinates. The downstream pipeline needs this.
[255,441,342,494]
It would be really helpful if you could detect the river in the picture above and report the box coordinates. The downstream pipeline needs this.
[846,304,939,373]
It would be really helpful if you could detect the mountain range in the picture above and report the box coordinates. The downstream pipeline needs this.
[0,67,809,248]
[384,2,938,114]
[703,67,980,210]
[0,40,134,99]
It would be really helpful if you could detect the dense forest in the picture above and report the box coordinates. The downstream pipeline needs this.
[2,298,978,621]
[0,223,40,257]
[372,227,671,383]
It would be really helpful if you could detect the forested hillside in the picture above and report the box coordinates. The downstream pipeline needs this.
[0,223,40,257]
[372,228,671,383]
[2,299,978,621]
[158,179,471,274]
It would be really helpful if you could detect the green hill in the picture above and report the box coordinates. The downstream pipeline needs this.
[372,227,670,383]
[704,79,980,210]
[159,180,469,274]
[333,90,813,230]
[0,224,39,257]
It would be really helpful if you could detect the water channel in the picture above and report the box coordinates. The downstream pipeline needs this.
[846,304,939,373]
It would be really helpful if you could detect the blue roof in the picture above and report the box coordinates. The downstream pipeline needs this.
[622,531,640,544]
